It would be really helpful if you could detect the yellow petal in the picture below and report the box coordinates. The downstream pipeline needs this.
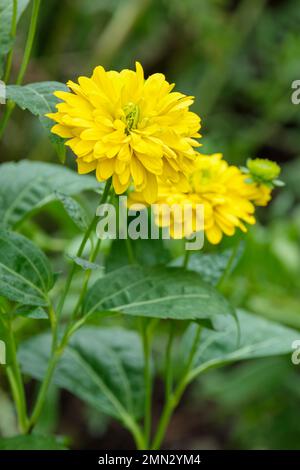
[130,156,145,186]
[77,159,97,174]
[113,174,130,194]
[96,160,114,180]
[141,172,158,204]
[51,124,73,138]
[206,224,223,245]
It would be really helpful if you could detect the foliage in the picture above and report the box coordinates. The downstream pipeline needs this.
[0,0,299,452]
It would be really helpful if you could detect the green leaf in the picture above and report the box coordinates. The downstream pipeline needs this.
[0,160,100,228]
[84,266,235,330]
[0,435,67,450]
[14,305,48,319]
[20,327,145,421]
[6,82,68,160]
[170,245,244,286]
[0,0,30,78]
[0,229,53,306]
[40,116,67,163]
[106,238,171,272]
[55,191,88,231]
[181,310,300,381]
[6,81,67,115]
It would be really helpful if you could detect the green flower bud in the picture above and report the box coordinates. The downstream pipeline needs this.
[246,158,282,187]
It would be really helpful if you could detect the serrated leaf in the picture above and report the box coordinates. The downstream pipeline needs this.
[55,191,88,231]
[0,229,53,306]
[181,310,300,381]
[19,327,145,421]
[6,81,68,115]
[0,435,67,450]
[0,160,100,228]
[6,82,68,158]
[84,266,235,331]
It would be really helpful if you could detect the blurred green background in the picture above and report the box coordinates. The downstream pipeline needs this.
[1,0,300,450]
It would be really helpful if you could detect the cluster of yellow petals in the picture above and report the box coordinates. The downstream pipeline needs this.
[242,182,272,206]
[130,153,272,244]
[47,62,201,203]
[48,62,277,244]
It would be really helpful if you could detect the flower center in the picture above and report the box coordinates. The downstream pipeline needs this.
[190,168,213,192]
[123,102,140,133]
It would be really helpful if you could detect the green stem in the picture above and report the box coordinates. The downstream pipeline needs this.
[69,178,112,321]
[28,351,61,430]
[3,0,18,83]
[151,324,201,450]
[217,240,241,288]
[55,179,111,324]
[123,415,146,450]
[29,180,112,429]
[4,318,29,433]
[164,323,175,400]
[16,0,41,85]
[183,249,191,269]
[125,237,136,264]
[151,379,186,450]
[141,320,152,447]
[71,238,101,320]
[0,0,41,139]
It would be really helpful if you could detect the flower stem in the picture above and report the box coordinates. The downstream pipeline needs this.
[217,240,241,288]
[3,0,18,83]
[141,319,153,447]
[151,378,187,450]
[16,0,41,85]
[164,322,175,400]
[29,180,112,430]
[151,324,201,449]
[69,178,112,321]
[55,179,111,325]
[28,351,61,430]
[125,237,136,264]
[0,0,41,140]
[183,249,191,269]
[4,317,29,433]
[71,239,101,320]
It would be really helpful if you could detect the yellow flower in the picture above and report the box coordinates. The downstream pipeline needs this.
[46,62,201,203]
[243,182,272,206]
[130,153,257,244]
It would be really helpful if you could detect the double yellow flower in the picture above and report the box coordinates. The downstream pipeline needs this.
[47,62,281,244]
